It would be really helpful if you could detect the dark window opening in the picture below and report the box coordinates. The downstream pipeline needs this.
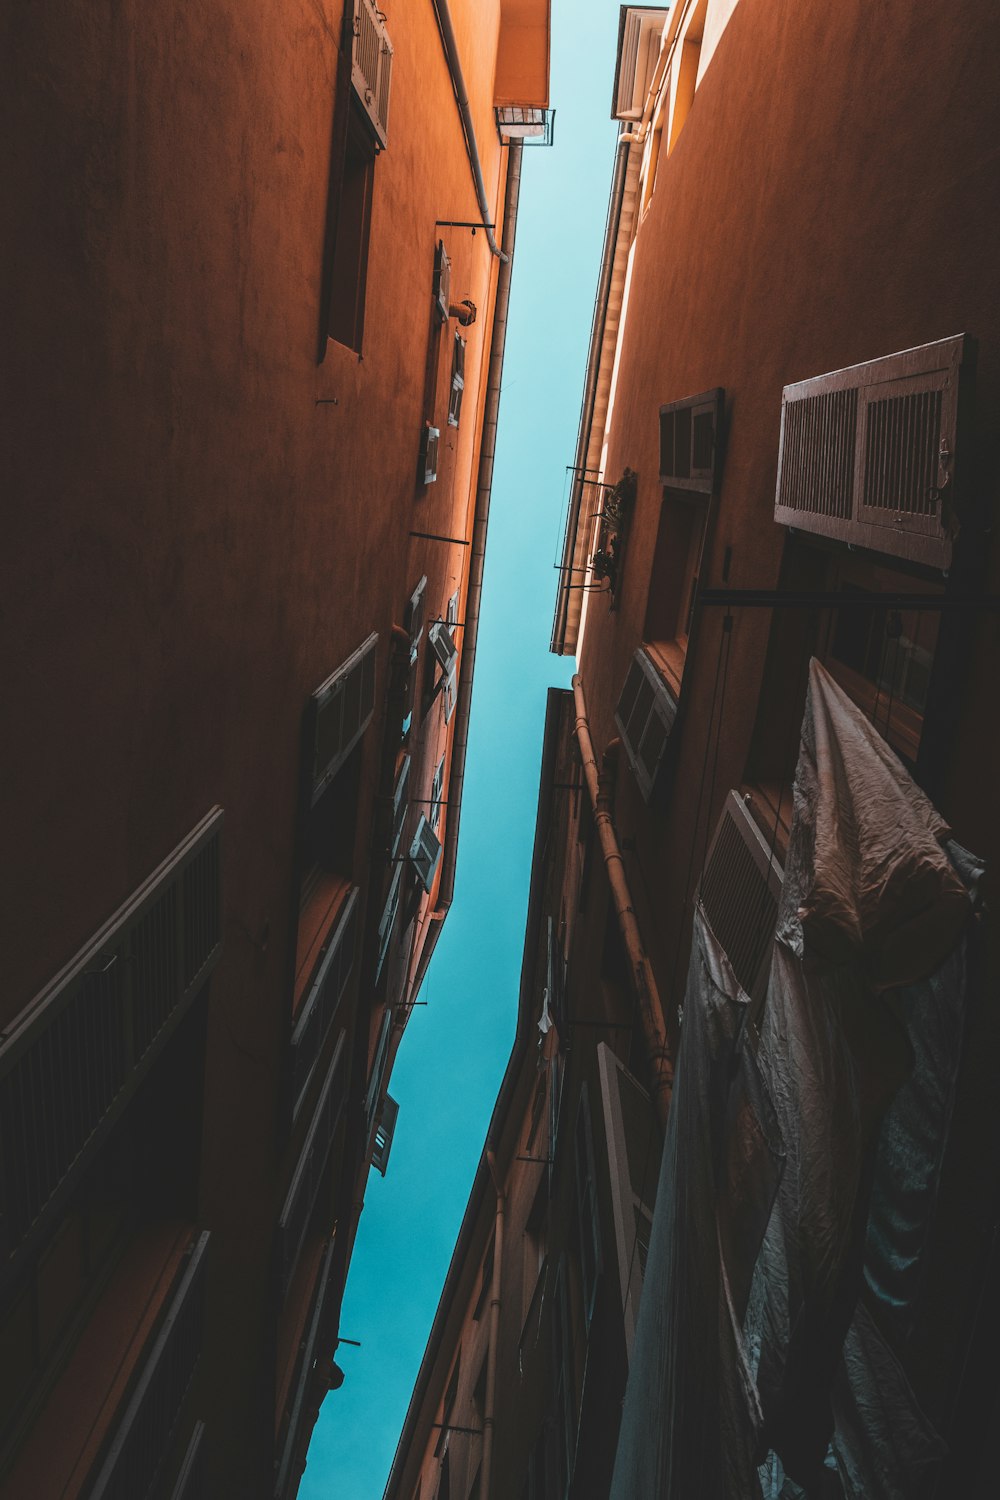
[326,104,376,352]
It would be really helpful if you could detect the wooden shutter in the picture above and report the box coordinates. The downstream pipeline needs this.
[289,886,359,1121]
[774,334,968,567]
[699,791,784,1007]
[88,1231,211,1500]
[433,241,452,323]
[0,810,222,1271]
[371,1093,399,1176]
[409,814,442,893]
[448,335,466,427]
[419,424,440,485]
[364,1007,394,1146]
[597,1043,660,1360]
[309,633,378,805]
[376,863,402,982]
[614,649,678,801]
[391,755,411,857]
[351,0,393,149]
[429,619,458,676]
[574,1085,602,1325]
[430,755,445,831]
[405,576,426,641]
[659,388,724,493]
[277,1030,347,1298]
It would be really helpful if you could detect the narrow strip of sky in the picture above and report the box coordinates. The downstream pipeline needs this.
[301,4,624,1493]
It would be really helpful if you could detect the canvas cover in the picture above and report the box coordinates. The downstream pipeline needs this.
[609,660,982,1500]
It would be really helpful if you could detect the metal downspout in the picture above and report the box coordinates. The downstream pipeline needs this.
[551,134,630,653]
[481,1150,505,1500]
[410,139,524,999]
[572,673,674,1122]
[430,0,508,261]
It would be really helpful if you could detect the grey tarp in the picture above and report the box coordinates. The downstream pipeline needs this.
[609,661,980,1500]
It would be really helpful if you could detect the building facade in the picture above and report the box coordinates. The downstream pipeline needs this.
[0,3,550,1497]
[388,2,999,1497]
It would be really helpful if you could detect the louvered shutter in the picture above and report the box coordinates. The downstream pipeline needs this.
[448,335,466,427]
[276,1030,347,1297]
[429,619,458,676]
[699,791,784,1007]
[574,1085,602,1325]
[774,335,968,568]
[371,1093,399,1176]
[408,814,442,893]
[433,241,452,323]
[351,0,393,149]
[309,633,378,805]
[364,1007,394,1146]
[88,1232,211,1500]
[391,755,411,857]
[375,863,402,981]
[430,755,445,830]
[0,810,222,1270]
[289,887,359,1121]
[614,649,678,801]
[659,388,724,493]
[597,1043,660,1359]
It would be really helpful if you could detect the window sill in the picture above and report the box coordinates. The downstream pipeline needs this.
[645,639,685,701]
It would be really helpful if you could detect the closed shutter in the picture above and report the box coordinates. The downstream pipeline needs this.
[409,815,442,893]
[88,1232,211,1500]
[774,334,968,568]
[574,1085,602,1325]
[276,1031,347,1298]
[375,863,402,982]
[597,1043,660,1360]
[429,619,458,677]
[433,241,452,323]
[699,790,784,1007]
[0,810,223,1271]
[309,633,378,805]
[289,887,359,1121]
[659,388,724,493]
[351,0,393,149]
[430,755,445,831]
[614,649,678,801]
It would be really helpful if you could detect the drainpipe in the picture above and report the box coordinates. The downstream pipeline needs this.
[430,0,508,261]
[572,673,673,1123]
[410,139,524,1000]
[481,1149,505,1500]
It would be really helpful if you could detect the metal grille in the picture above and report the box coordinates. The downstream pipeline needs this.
[777,389,857,518]
[0,811,222,1270]
[700,793,783,1005]
[277,1034,346,1298]
[88,1232,210,1500]
[133,890,179,1060]
[290,890,358,1119]
[862,389,941,515]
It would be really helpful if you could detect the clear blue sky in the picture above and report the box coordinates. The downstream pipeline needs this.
[302,5,623,1493]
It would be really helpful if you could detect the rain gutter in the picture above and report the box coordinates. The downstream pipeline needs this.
[431,0,509,260]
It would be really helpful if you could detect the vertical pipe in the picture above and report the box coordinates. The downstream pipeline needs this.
[481,1150,505,1500]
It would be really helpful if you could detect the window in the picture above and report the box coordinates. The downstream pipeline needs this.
[574,1087,602,1326]
[420,425,440,485]
[425,618,458,720]
[473,1237,495,1322]
[820,554,941,762]
[773,334,969,570]
[403,579,426,740]
[409,815,442,894]
[659,387,724,493]
[391,755,411,858]
[433,241,452,323]
[448,335,466,427]
[523,1172,549,1324]
[326,103,376,352]
[371,1094,399,1177]
[700,792,784,1009]
[667,0,708,152]
[435,1355,460,1456]
[430,755,446,832]
[277,1032,348,1298]
[364,1008,394,1150]
[614,648,678,802]
[643,490,707,695]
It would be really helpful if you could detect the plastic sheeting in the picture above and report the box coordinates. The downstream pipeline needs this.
[609,662,981,1500]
